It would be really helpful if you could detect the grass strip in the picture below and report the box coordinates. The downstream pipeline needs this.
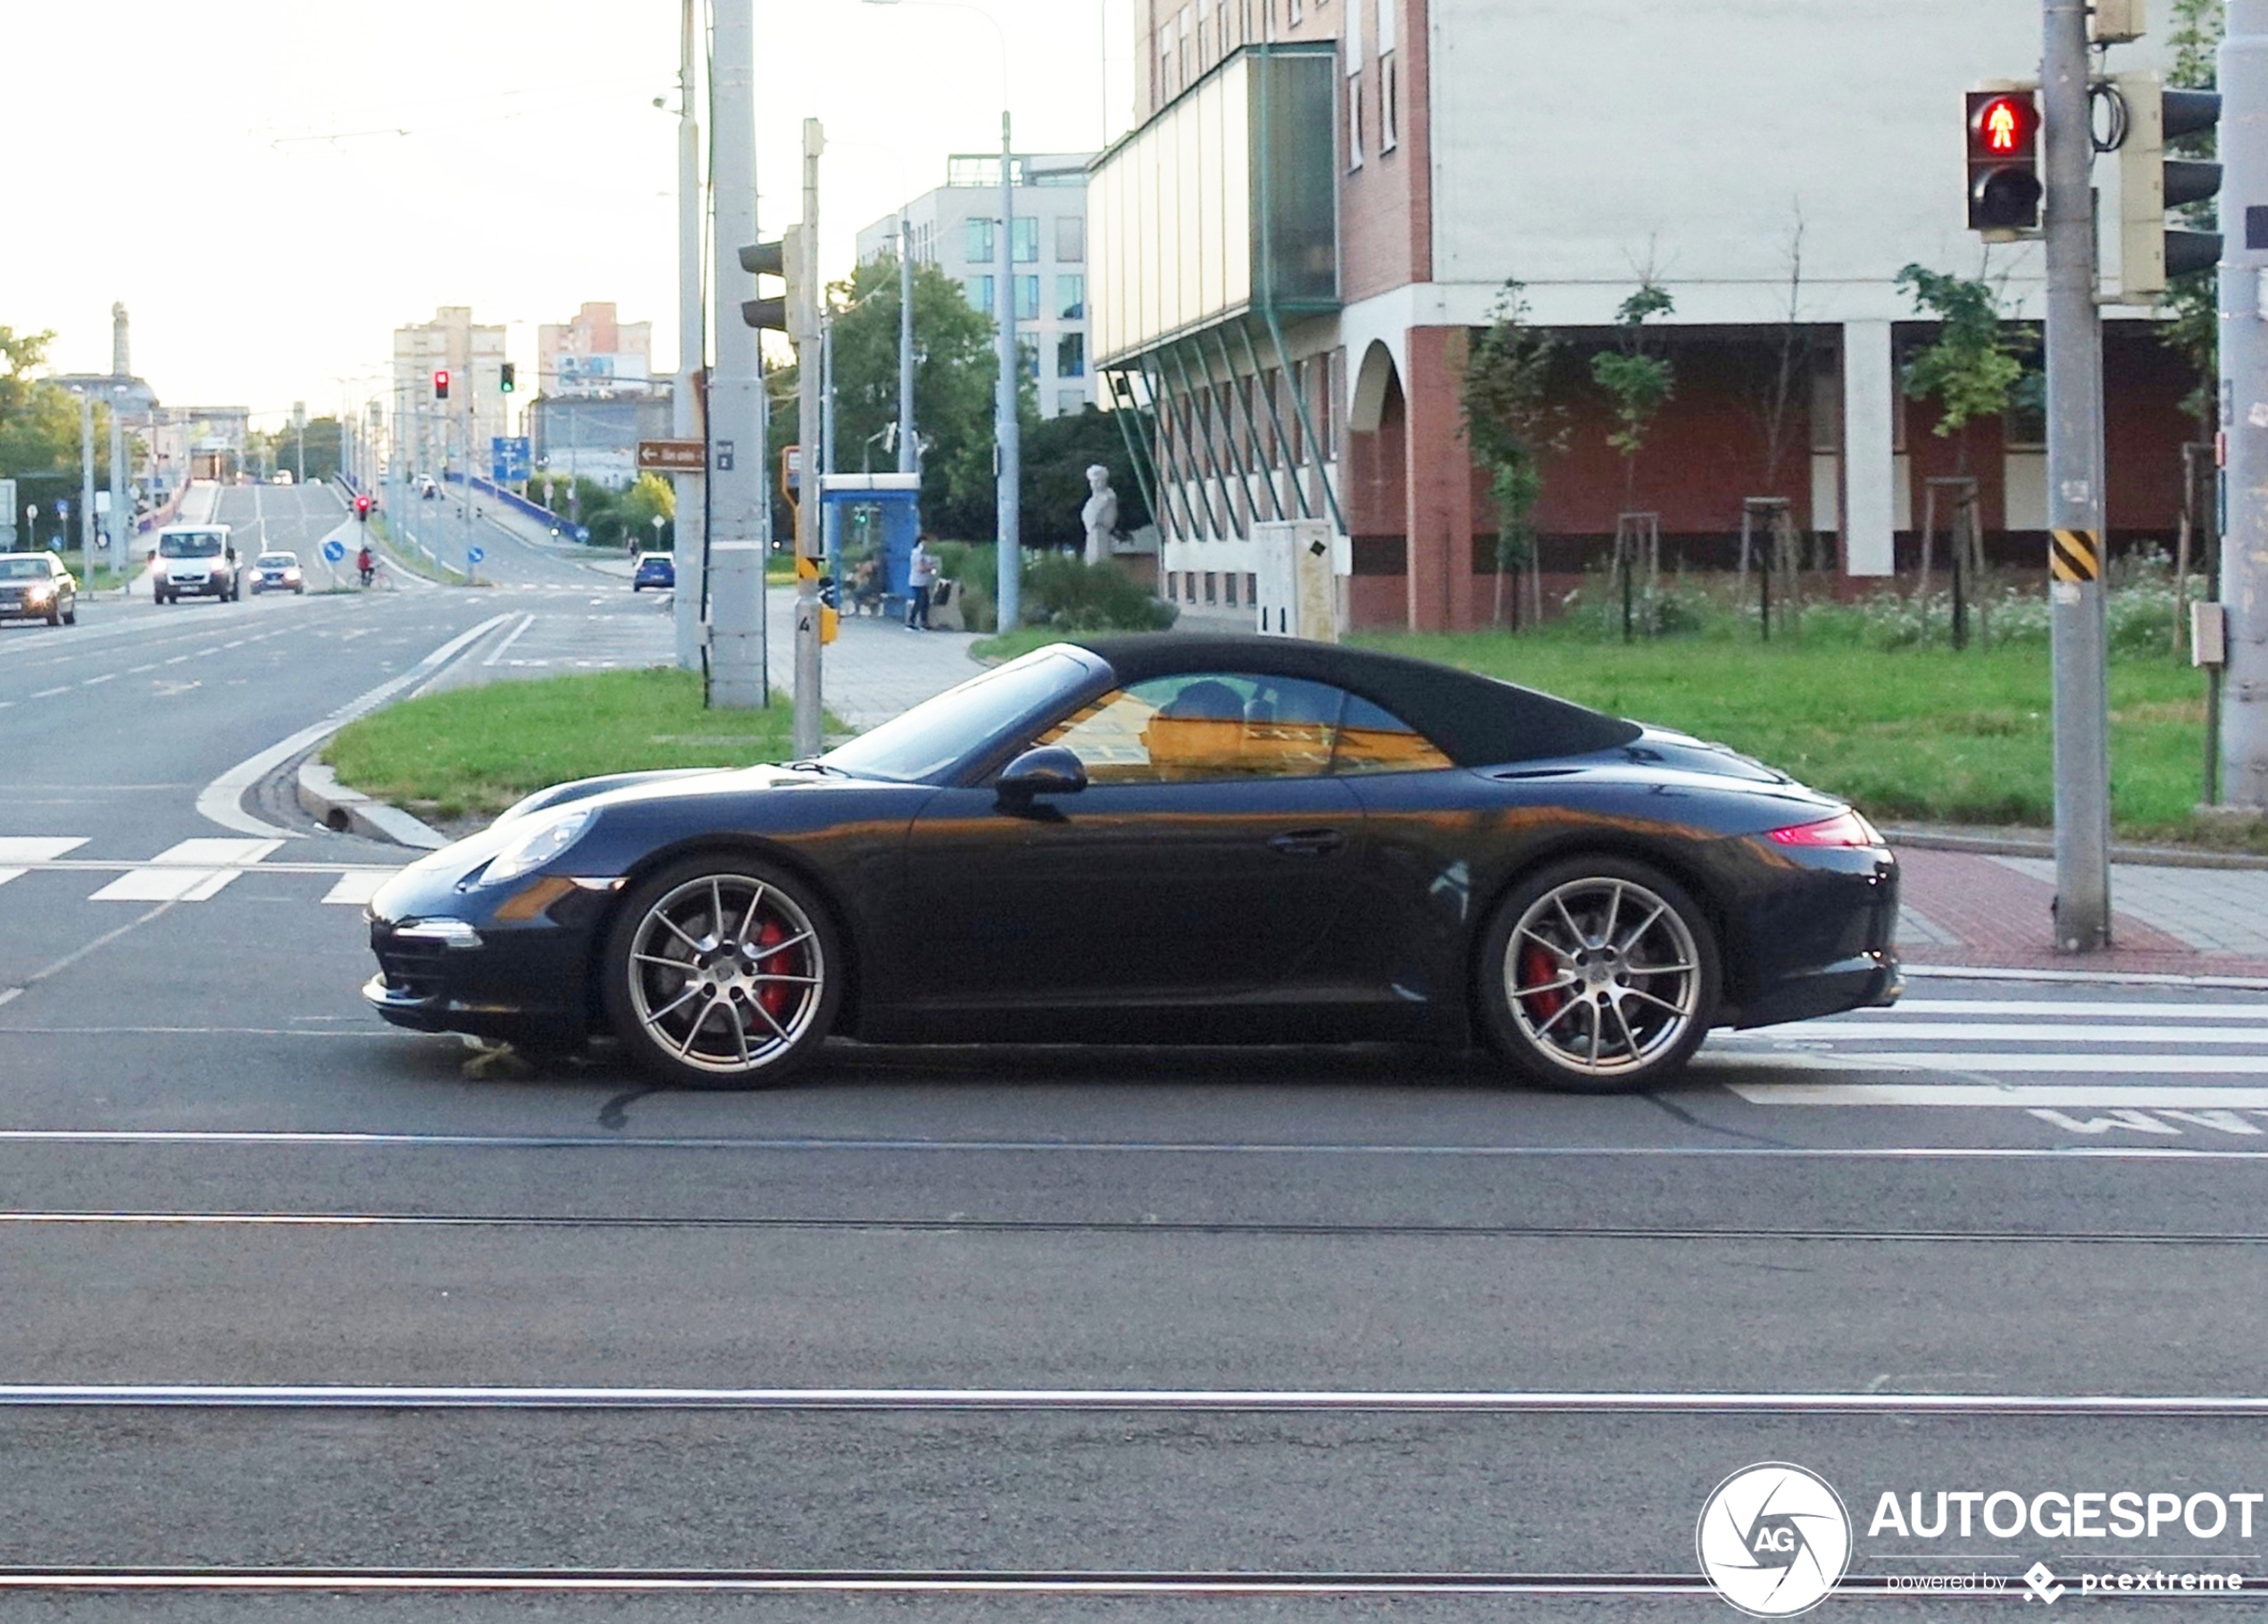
[325,667,796,822]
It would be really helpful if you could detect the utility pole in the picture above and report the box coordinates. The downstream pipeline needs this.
[821,309,839,580]
[2221,0,2268,804]
[898,208,918,483]
[107,387,128,579]
[672,0,707,673]
[996,112,1021,630]
[707,0,769,708]
[2043,0,2113,951]
[792,118,826,760]
[77,389,96,579]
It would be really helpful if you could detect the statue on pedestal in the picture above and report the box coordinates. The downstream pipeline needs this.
[1080,464,1119,566]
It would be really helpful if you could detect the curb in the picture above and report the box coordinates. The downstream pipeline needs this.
[296,759,449,851]
[1886,828,2268,870]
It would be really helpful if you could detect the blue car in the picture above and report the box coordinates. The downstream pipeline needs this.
[631,553,675,592]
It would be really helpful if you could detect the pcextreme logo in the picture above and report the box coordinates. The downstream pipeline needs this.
[1697,1462,1854,1617]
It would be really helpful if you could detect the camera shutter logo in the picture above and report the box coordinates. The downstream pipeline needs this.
[1697,1462,1852,1617]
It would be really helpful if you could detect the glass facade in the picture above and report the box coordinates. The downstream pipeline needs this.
[1014,275,1041,322]
[963,275,995,313]
[1013,217,1040,263]
[965,218,995,264]
[1057,274,1086,320]
[1090,45,1338,367]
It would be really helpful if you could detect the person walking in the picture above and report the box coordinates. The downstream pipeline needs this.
[905,535,938,630]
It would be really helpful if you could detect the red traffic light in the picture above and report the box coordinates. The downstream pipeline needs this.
[433,369,451,401]
[354,494,372,520]
[1964,89,2042,232]
[1976,96,2030,154]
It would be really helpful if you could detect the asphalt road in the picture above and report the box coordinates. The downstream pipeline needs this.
[2,544,2265,1616]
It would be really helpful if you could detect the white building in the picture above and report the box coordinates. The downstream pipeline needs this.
[390,307,509,482]
[855,153,1099,420]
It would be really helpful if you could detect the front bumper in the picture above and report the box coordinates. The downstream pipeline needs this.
[363,867,615,1045]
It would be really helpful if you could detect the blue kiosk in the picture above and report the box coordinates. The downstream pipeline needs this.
[817,471,921,612]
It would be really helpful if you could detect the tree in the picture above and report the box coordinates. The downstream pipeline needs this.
[1589,280,1676,513]
[826,254,1009,540]
[0,326,88,480]
[1461,280,1567,629]
[1019,404,1150,550]
[620,471,675,551]
[1894,263,2037,471]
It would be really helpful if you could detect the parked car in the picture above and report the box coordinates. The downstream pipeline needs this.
[251,551,305,595]
[271,470,294,486]
[153,526,241,604]
[0,551,78,626]
[631,553,676,592]
[365,636,1900,1091]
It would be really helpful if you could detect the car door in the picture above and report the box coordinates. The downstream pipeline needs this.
[895,672,1366,1019]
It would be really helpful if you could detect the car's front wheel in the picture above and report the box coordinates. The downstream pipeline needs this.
[601,854,841,1089]
[1476,856,1720,1093]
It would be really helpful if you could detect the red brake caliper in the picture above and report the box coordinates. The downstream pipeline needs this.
[1519,944,1564,1024]
[753,915,792,1020]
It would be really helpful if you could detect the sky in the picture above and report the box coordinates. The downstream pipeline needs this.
[3,0,1137,433]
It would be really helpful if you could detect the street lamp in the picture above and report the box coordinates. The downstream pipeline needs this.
[861,0,1022,631]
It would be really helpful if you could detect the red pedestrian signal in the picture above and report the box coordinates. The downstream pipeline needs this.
[354,495,372,522]
[433,369,451,401]
[1965,89,2043,232]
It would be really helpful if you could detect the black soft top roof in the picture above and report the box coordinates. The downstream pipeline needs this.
[1071,634,1640,766]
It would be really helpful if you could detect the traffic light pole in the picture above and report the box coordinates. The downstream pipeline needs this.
[671,0,706,675]
[2220,1,2268,804]
[2043,0,2114,951]
[707,0,770,709]
[792,118,825,761]
[996,112,1021,631]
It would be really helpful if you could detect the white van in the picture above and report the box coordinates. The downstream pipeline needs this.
[153,525,242,604]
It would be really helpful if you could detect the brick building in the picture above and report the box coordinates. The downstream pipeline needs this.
[1090,0,2200,631]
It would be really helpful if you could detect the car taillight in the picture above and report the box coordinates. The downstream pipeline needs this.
[1766,810,1882,849]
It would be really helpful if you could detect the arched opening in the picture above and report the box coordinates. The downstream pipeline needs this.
[1347,339,1399,437]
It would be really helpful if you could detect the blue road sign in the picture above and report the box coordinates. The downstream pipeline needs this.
[466,545,487,565]
[490,436,531,484]
[54,499,69,522]
[321,538,346,563]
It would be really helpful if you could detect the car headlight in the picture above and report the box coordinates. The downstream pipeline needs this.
[25,585,49,603]
[483,807,596,887]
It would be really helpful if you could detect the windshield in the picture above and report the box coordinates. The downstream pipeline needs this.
[161,533,224,558]
[821,648,1093,783]
[258,554,297,567]
[0,557,50,580]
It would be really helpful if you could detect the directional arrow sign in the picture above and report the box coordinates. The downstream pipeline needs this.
[321,538,346,563]
[466,545,487,565]
[638,439,706,472]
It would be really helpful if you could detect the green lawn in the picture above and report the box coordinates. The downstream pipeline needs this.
[325,668,795,822]
[1372,632,2212,841]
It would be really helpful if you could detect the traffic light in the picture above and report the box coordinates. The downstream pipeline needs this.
[433,369,450,402]
[1965,88,2042,234]
[2114,72,2223,302]
[499,362,516,394]
[354,494,372,523]
[738,223,813,338]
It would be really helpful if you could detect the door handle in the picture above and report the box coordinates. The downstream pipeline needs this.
[1269,828,1345,857]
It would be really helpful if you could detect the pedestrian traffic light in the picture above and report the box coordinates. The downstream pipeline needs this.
[2114,72,2223,302]
[1965,88,2043,234]
[499,362,516,394]
[433,369,450,402]
[354,494,372,523]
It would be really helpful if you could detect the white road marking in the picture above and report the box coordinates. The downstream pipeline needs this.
[89,869,227,903]
[146,837,284,866]
[0,838,88,863]
[87,838,283,903]
[481,612,537,665]
[1730,1051,2268,1075]
[1806,1021,2268,1045]
[79,672,114,686]
[29,686,67,698]
[1880,999,2268,1020]
[1732,1081,2268,1107]
[321,871,390,905]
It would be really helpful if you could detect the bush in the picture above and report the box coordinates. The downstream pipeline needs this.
[928,543,1172,635]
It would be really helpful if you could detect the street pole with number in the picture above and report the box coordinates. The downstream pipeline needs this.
[2042,0,2113,951]
[706,0,770,708]
[793,118,826,760]
[672,0,707,673]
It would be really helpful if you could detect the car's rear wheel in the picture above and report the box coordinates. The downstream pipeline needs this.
[601,854,841,1089]
[61,605,75,625]
[1476,856,1719,1093]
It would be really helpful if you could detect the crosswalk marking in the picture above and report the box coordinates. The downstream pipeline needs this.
[1890,998,2268,1020]
[88,837,287,904]
[1732,1083,2268,1108]
[1793,1021,2268,1045]
[321,871,390,906]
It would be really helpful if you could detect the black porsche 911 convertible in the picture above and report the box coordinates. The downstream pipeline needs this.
[364,635,1899,1090]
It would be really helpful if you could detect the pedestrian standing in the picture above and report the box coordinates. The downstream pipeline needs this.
[905,534,938,630]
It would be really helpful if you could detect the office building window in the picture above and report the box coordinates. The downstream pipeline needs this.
[1179,6,1193,86]
[1018,336,1039,382]
[1056,273,1086,319]
[1015,275,1041,322]
[1057,332,1086,378]
[963,274,995,312]
[1055,215,1085,263]
[1380,54,1398,151]
[1222,570,1238,607]
[1246,572,1258,605]
[965,218,995,263]
[1204,571,1218,604]
[1013,216,1039,263]
[1159,24,1176,99]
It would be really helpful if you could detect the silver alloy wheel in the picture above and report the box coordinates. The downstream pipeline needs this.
[623,873,826,1077]
[1503,876,1702,1079]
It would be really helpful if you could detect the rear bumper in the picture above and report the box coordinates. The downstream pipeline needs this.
[1730,950,1902,1029]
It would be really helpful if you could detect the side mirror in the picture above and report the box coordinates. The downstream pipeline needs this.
[996,745,1088,801]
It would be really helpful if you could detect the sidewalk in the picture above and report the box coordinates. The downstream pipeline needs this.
[1896,846,2268,978]
[770,589,980,730]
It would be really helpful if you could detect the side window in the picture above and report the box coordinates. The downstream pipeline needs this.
[1331,695,1455,775]
[1038,673,1347,783]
